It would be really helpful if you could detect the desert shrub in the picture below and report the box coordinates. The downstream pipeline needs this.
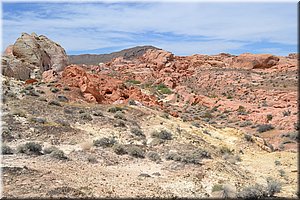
[294,122,299,130]
[237,184,267,199]
[160,113,170,119]
[266,179,281,197]
[202,111,213,119]
[93,137,116,148]
[126,80,141,84]
[30,117,46,124]
[112,144,127,155]
[219,146,232,155]
[12,110,26,117]
[57,95,69,102]
[151,130,172,140]
[181,149,211,164]
[48,100,62,106]
[266,114,273,121]
[2,144,13,155]
[239,121,253,127]
[92,111,103,116]
[87,155,97,163]
[191,122,201,128]
[223,154,241,164]
[50,87,60,93]
[50,149,67,160]
[63,87,70,91]
[38,97,47,102]
[150,138,164,146]
[43,146,59,154]
[131,127,145,137]
[212,184,236,198]
[17,142,42,155]
[55,119,70,127]
[108,106,123,113]
[165,152,182,161]
[212,184,223,192]
[127,145,145,158]
[282,110,291,117]
[147,151,161,162]
[80,113,93,121]
[114,120,126,127]
[278,169,286,177]
[114,111,126,120]
[156,83,172,94]
[244,134,254,142]
[281,132,299,141]
[257,124,274,133]
[128,99,136,105]
[274,160,281,166]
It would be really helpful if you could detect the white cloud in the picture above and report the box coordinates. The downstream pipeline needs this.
[2,2,297,55]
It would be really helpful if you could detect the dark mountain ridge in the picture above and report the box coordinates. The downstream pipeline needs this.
[68,45,160,65]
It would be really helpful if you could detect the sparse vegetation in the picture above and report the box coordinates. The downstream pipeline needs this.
[257,124,274,133]
[151,130,172,140]
[130,127,145,137]
[108,106,123,113]
[2,144,13,155]
[48,100,62,106]
[244,134,254,142]
[156,83,172,94]
[147,151,161,162]
[43,146,59,154]
[50,149,67,160]
[50,87,60,93]
[267,114,273,121]
[80,113,93,121]
[114,111,126,120]
[212,184,236,198]
[126,79,141,84]
[93,137,116,148]
[112,144,127,155]
[126,145,145,158]
[17,142,42,155]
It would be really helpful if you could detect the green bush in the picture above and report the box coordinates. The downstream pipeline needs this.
[50,87,60,93]
[17,142,42,155]
[237,184,267,199]
[2,144,13,155]
[80,113,93,121]
[267,114,273,121]
[126,80,141,84]
[244,134,254,142]
[156,83,172,94]
[48,100,62,107]
[93,137,116,148]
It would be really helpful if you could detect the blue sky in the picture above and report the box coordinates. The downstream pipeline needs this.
[2,1,297,56]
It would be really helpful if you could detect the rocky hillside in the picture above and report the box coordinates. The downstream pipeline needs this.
[68,45,159,65]
[1,33,298,198]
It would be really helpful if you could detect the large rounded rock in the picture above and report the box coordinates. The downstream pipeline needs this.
[2,32,68,80]
[231,53,279,69]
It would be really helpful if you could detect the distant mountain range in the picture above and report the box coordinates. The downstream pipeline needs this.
[68,45,159,65]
